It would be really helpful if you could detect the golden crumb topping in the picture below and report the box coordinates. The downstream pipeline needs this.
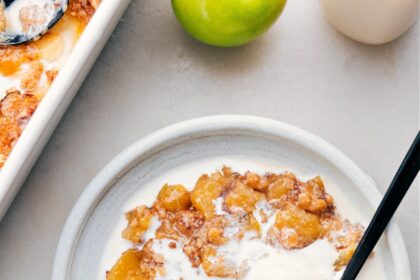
[68,0,97,23]
[46,69,59,85]
[0,91,39,167]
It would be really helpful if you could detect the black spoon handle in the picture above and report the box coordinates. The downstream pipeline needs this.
[3,0,15,8]
[342,131,420,280]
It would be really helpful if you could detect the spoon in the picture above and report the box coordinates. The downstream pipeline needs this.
[342,131,420,280]
[0,0,68,46]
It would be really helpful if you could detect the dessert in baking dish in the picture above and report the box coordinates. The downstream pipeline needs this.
[0,0,100,168]
[106,167,367,280]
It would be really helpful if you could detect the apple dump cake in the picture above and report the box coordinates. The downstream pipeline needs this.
[106,167,366,279]
[0,0,100,168]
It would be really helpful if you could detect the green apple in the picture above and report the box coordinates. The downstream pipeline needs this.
[171,0,287,47]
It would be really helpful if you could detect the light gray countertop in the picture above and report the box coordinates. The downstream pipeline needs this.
[0,0,418,279]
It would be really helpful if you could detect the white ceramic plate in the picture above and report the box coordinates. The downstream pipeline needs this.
[0,0,131,220]
[52,115,410,280]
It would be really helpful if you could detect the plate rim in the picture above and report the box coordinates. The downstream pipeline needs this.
[52,114,411,280]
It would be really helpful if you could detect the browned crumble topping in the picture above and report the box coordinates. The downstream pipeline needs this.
[136,240,165,279]
[21,61,45,90]
[0,90,39,124]
[0,91,39,167]
[68,0,97,23]
[122,206,153,244]
[107,167,365,279]
[46,69,59,84]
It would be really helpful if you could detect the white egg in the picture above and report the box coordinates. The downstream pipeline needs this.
[320,0,419,44]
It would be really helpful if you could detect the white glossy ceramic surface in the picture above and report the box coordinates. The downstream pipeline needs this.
[320,0,418,44]
[52,115,411,280]
[0,0,131,220]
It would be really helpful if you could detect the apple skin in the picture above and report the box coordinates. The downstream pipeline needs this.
[171,0,287,47]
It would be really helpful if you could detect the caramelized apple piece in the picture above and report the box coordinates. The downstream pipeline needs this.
[122,206,153,244]
[224,181,263,213]
[107,241,165,280]
[156,184,191,212]
[266,173,296,201]
[190,172,227,219]
[201,247,241,278]
[297,176,334,213]
[273,204,322,249]
[106,249,146,280]
[242,171,261,190]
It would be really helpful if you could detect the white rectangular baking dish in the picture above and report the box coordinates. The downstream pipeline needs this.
[0,0,131,220]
